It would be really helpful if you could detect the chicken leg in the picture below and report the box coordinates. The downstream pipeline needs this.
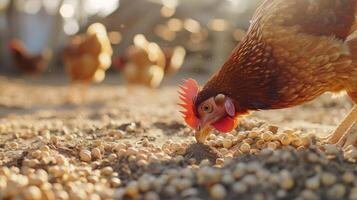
[66,82,79,104]
[66,81,89,104]
[325,105,357,149]
[80,81,89,104]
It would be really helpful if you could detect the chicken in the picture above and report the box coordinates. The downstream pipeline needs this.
[8,39,52,75]
[116,34,185,88]
[179,0,357,149]
[63,23,112,103]
[163,46,186,76]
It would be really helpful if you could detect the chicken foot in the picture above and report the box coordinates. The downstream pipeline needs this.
[324,105,357,149]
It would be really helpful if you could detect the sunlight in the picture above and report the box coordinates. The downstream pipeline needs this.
[15,0,41,14]
[60,3,75,18]
[84,0,119,17]
[184,18,201,34]
[167,18,183,32]
[208,19,229,32]
[63,19,79,35]
[227,0,249,13]
[42,0,61,15]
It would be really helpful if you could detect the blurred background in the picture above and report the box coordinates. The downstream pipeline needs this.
[0,0,263,78]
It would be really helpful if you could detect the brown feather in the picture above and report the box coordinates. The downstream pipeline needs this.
[196,0,357,112]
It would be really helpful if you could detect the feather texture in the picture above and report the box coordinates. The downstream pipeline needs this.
[196,0,357,112]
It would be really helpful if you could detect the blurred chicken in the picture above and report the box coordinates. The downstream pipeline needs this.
[164,46,186,75]
[179,0,357,149]
[63,23,112,103]
[114,34,185,88]
[8,39,52,75]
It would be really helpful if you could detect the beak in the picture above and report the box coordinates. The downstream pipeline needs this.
[195,125,213,143]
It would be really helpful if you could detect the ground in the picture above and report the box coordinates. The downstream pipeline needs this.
[0,75,356,200]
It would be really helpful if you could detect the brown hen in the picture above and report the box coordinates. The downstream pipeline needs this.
[63,23,112,103]
[8,39,52,75]
[118,34,185,88]
[179,0,357,149]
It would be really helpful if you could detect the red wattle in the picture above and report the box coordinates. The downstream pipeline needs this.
[212,116,238,133]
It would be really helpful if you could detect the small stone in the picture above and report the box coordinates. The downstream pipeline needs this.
[110,177,122,187]
[321,173,336,186]
[232,182,247,194]
[300,189,319,200]
[327,184,346,199]
[222,139,233,149]
[101,167,113,176]
[50,135,59,144]
[342,172,355,183]
[268,125,279,134]
[248,131,259,139]
[126,181,139,198]
[23,186,42,200]
[210,184,226,200]
[262,132,273,141]
[9,142,18,149]
[181,188,198,198]
[305,176,320,190]
[91,148,102,159]
[79,150,91,162]
[240,143,250,153]
[144,191,159,200]
[279,175,294,190]
[108,153,117,162]
[280,135,291,146]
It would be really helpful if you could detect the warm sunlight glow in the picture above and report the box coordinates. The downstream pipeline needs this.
[20,0,41,14]
[227,0,249,13]
[154,24,176,41]
[208,19,229,32]
[42,0,61,15]
[84,0,119,17]
[184,18,201,34]
[60,4,75,18]
[108,31,122,45]
[133,34,148,49]
[166,18,183,32]
[63,19,79,35]
[162,0,178,8]
[160,5,175,18]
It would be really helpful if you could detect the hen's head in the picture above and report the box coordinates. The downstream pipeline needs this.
[178,79,238,143]
[7,39,25,53]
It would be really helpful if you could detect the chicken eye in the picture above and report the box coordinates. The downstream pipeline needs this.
[202,104,213,113]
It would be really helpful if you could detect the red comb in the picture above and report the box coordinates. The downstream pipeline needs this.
[178,78,200,129]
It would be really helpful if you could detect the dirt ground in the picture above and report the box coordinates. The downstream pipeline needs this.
[0,75,356,200]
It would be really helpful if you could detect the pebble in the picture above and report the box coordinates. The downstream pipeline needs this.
[91,148,102,159]
[327,184,346,199]
[23,186,42,200]
[305,176,320,190]
[210,184,226,200]
[126,181,139,198]
[222,139,233,149]
[79,150,92,162]
[321,173,336,186]
[240,143,251,153]
[232,182,247,194]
